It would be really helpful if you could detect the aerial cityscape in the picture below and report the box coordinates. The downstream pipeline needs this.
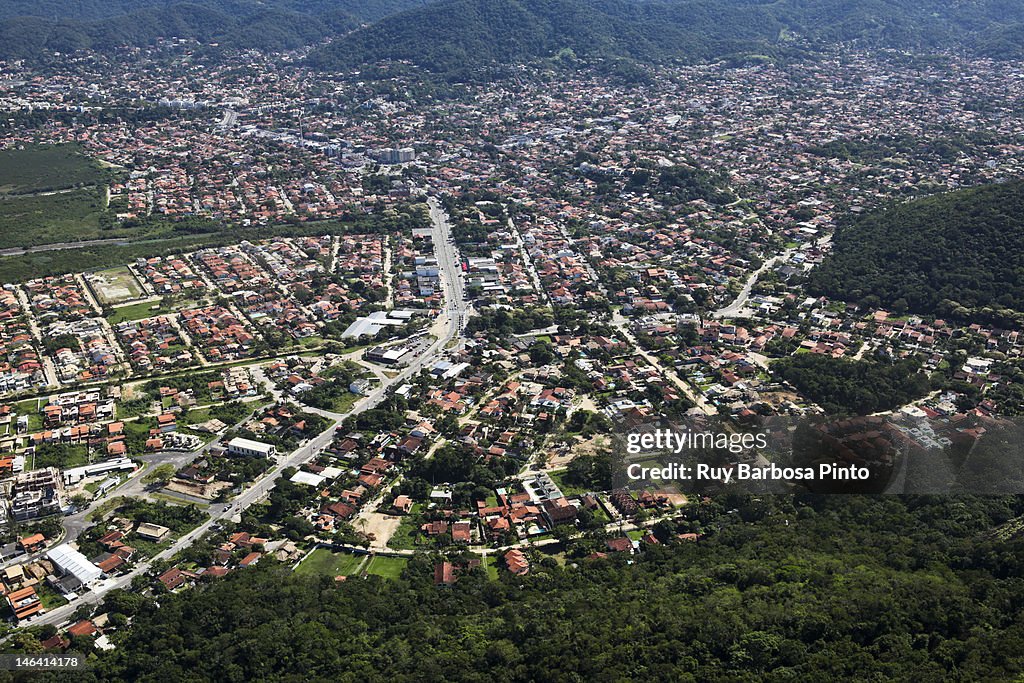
[1,0,1024,679]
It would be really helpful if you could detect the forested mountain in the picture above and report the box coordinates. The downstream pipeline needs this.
[0,0,431,22]
[4,0,1024,65]
[39,496,1024,680]
[809,180,1024,321]
[307,0,1024,74]
[0,0,435,58]
[306,0,788,74]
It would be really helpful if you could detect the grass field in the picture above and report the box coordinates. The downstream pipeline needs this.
[0,219,375,284]
[365,555,408,580]
[0,144,108,194]
[33,443,90,469]
[88,496,126,522]
[36,584,69,610]
[483,555,499,580]
[329,392,362,414]
[294,548,368,577]
[107,299,166,324]
[13,398,44,431]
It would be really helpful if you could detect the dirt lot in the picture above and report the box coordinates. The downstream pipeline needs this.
[757,390,804,409]
[359,512,404,549]
[164,479,231,501]
[657,492,689,507]
[545,433,612,470]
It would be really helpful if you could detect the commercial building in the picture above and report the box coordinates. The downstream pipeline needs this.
[47,544,103,588]
[227,437,277,459]
[365,344,414,365]
[63,457,137,485]
[340,310,420,339]
[371,147,416,164]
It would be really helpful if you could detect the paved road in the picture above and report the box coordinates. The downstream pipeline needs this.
[18,200,469,631]
[59,450,201,545]
[711,234,832,320]
[0,238,132,257]
[427,197,469,334]
[612,311,715,416]
[505,211,549,305]
[711,249,796,320]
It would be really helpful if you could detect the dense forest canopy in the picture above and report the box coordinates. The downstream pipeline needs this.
[773,353,932,416]
[4,0,1024,64]
[0,0,434,58]
[307,0,1024,75]
[32,495,1024,681]
[809,180,1024,320]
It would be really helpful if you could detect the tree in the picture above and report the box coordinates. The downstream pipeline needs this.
[143,464,177,486]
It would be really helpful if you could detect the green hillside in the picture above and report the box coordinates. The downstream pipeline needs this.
[4,0,1024,64]
[308,0,1024,75]
[0,0,433,58]
[809,180,1024,321]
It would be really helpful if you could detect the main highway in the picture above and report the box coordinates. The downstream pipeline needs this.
[20,198,469,631]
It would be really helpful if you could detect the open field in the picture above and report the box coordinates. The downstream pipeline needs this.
[365,555,408,580]
[0,217,390,283]
[0,188,109,249]
[106,299,169,325]
[294,548,367,577]
[0,144,108,194]
[483,555,499,580]
[0,232,223,283]
[91,266,144,304]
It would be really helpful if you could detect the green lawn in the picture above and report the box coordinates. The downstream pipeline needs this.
[365,555,408,580]
[483,555,499,580]
[294,548,367,577]
[107,299,168,324]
